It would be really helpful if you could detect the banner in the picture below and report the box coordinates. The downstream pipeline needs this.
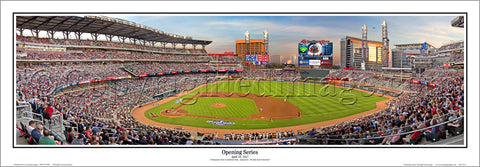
[298,60,309,65]
[412,80,436,87]
[53,69,244,95]
[321,60,333,66]
[309,60,321,66]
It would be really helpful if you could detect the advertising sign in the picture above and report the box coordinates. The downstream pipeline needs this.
[206,120,235,126]
[246,54,268,65]
[321,60,333,66]
[245,54,255,61]
[298,60,309,65]
[309,60,321,65]
[257,55,264,62]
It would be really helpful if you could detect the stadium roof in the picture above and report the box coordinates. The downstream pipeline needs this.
[394,42,436,49]
[344,36,382,44]
[16,16,212,45]
[451,16,464,28]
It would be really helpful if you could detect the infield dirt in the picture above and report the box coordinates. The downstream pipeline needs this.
[159,92,301,120]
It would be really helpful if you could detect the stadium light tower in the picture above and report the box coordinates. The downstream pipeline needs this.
[263,30,269,55]
[362,24,368,70]
[382,20,390,68]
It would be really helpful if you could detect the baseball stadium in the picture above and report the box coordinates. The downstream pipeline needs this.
[15,15,465,146]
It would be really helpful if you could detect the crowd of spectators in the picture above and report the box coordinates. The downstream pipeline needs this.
[123,62,216,75]
[17,49,213,61]
[16,63,130,99]
[434,42,464,63]
[449,52,464,63]
[17,66,463,145]
[326,70,419,90]
[436,42,464,53]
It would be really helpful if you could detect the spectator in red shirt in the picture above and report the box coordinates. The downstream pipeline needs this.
[45,104,54,119]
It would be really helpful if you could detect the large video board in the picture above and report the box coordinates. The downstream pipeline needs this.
[298,40,333,57]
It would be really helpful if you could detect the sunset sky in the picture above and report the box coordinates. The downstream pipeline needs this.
[105,15,463,65]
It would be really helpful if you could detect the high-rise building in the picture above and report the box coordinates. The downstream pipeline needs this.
[381,20,390,68]
[340,36,383,70]
[235,31,267,56]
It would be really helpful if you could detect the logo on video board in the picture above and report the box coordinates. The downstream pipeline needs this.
[307,43,323,56]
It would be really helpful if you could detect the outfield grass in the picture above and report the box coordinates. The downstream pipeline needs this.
[182,97,259,118]
[145,80,389,129]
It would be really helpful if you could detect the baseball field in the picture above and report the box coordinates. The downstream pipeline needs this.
[137,80,390,130]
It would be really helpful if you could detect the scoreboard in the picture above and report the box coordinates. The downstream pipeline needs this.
[298,40,333,66]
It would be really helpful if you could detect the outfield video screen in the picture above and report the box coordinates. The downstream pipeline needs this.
[245,54,269,65]
[298,40,333,57]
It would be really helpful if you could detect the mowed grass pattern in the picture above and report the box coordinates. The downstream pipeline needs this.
[182,97,259,118]
[145,80,389,129]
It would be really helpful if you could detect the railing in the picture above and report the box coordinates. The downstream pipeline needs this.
[297,115,464,145]
[16,102,44,125]
[63,119,79,134]
[45,113,64,130]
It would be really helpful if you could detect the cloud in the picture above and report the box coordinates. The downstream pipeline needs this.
[119,15,464,65]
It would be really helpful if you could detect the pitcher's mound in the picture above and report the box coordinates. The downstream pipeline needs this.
[211,103,227,108]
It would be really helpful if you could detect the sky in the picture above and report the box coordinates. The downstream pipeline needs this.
[107,15,464,65]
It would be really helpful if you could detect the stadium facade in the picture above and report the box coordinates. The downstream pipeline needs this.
[391,43,436,71]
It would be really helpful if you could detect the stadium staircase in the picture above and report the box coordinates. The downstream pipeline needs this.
[16,101,67,144]
[345,73,352,79]
[426,134,464,145]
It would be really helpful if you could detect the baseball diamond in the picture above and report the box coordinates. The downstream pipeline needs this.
[132,80,390,136]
